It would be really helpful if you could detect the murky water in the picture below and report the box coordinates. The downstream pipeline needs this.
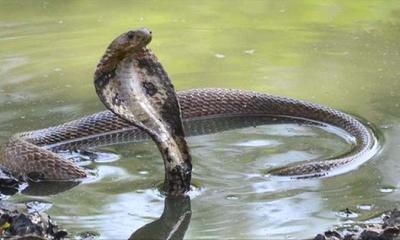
[1,1,400,239]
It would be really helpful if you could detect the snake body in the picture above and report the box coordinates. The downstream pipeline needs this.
[1,29,378,195]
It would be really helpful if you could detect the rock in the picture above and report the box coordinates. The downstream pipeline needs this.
[0,168,21,196]
[383,209,400,228]
[325,230,342,239]
[0,201,68,239]
[380,227,400,239]
[314,234,327,240]
[76,231,100,240]
[359,230,379,240]
[313,209,400,240]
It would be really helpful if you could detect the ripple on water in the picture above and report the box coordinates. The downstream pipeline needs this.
[58,150,120,164]
[259,124,318,137]
[154,181,204,199]
[335,208,359,219]
[234,139,280,147]
[252,175,320,193]
[25,201,53,213]
[138,170,149,175]
[81,165,131,185]
[225,194,239,200]
[379,186,396,193]
[357,204,374,211]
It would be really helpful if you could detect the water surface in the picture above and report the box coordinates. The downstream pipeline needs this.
[1,1,400,239]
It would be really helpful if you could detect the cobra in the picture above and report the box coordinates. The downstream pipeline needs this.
[1,28,378,195]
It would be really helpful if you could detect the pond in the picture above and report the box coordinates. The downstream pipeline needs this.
[0,1,400,239]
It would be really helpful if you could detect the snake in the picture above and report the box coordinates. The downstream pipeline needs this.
[0,28,378,195]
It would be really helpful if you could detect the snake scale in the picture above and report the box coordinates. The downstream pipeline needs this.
[1,28,377,195]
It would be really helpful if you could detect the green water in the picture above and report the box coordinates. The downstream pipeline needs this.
[1,0,400,239]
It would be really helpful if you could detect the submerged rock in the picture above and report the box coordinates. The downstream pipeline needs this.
[76,231,100,240]
[0,201,68,239]
[0,168,21,197]
[313,209,400,240]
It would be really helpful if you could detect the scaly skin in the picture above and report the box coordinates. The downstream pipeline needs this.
[0,29,378,195]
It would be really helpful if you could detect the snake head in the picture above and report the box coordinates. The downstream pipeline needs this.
[109,28,152,54]
[95,28,152,78]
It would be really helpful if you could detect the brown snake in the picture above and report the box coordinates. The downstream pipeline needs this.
[1,28,378,195]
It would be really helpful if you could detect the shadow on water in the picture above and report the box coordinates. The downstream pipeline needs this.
[129,196,191,240]
[21,180,80,196]
[0,177,79,197]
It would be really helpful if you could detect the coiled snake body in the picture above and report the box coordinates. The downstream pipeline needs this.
[1,29,377,195]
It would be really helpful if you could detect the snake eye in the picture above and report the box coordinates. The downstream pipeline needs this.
[127,31,135,40]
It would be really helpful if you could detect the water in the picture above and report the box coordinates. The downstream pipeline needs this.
[1,1,400,239]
